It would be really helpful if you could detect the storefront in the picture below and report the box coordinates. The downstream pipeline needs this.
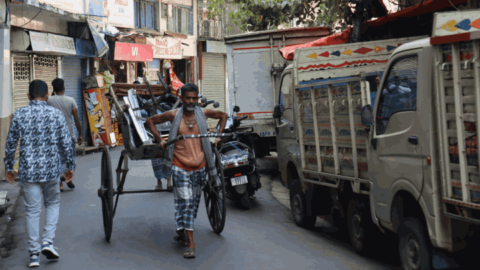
[11,30,75,111]
[10,29,100,141]
[147,34,196,95]
[105,38,154,84]
[64,38,97,140]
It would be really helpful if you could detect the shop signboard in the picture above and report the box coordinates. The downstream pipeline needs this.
[206,40,227,54]
[83,88,116,147]
[29,31,76,55]
[88,0,104,17]
[147,36,182,59]
[87,19,109,57]
[133,36,147,44]
[114,42,154,62]
[36,0,84,15]
[50,34,76,55]
[30,31,50,51]
[105,0,134,29]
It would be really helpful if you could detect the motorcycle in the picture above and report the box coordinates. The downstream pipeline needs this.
[216,106,261,209]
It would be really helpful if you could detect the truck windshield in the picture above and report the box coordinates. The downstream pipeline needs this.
[376,56,418,135]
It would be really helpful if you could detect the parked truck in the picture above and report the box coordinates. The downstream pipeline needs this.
[225,27,331,158]
[274,10,480,269]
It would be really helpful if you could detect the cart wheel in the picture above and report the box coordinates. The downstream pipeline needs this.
[100,147,114,242]
[204,147,226,234]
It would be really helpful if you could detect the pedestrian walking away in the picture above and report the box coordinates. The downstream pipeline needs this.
[146,83,228,259]
[48,78,82,191]
[4,80,75,268]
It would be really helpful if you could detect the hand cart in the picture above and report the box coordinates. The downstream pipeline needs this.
[98,79,231,242]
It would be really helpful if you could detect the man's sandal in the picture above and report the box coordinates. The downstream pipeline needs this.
[173,235,187,246]
[66,181,75,189]
[183,248,195,259]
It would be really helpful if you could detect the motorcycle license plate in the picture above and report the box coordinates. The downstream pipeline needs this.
[231,175,248,186]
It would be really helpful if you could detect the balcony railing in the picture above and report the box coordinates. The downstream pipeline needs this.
[198,0,223,40]
[198,19,223,39]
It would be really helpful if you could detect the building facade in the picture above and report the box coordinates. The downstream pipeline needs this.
[0,0,201,178]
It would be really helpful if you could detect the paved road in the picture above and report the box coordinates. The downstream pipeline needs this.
[1,147,400,270]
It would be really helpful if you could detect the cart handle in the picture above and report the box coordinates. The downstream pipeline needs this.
[164,133,235,147]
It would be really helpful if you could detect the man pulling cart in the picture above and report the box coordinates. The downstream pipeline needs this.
[98,78,229,259]
[146,83,228,258]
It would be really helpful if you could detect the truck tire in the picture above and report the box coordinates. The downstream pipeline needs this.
[399,217,432,270]
[290,180,316,229]
[347,198,375,254]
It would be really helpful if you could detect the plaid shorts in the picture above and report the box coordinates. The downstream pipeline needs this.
[172,165,206,231]
[151,158,165,180]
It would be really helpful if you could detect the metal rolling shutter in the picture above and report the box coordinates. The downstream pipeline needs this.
[12,54,32,163]
[202,53,226,127]
[12,54,31,112]
[63,57,84,139]
[34,54,58,96]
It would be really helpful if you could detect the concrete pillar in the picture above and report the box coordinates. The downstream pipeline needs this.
[0,27,11,179]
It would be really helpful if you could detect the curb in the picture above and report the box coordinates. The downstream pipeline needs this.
[0,181,22,258]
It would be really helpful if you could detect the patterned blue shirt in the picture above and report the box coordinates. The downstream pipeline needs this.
[4,100,75,182]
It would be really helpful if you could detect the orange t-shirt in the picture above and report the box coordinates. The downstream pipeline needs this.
[172,116,206,171]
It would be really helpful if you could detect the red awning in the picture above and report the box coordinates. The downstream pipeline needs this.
[368,0,468,28]
[280,28,351,60]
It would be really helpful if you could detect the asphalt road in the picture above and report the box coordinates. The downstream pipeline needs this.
[1,147,400,270]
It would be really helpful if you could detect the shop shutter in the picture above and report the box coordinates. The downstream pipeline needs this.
[202,53,226,128]
[63,57,85,139]
[12,54,32,164]
[34,54,58,96]
[12,54,31,112]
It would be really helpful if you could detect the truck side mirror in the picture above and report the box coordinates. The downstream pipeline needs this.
[361,105,374,127]
[273,104,282,119]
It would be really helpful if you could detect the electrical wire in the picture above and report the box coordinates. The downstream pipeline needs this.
[18,7,43,27]
[448,0,461,10]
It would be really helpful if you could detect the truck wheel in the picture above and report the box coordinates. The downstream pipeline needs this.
[347,198,375,254]
[399,217,432,270]
[290,180,316,229]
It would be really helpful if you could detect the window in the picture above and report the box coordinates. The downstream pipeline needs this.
[134,1,157,30]
[376,56,418,135]
[279,73,293,122]
[162,3,193,35]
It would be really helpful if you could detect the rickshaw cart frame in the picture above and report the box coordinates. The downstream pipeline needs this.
[97,82,230,242]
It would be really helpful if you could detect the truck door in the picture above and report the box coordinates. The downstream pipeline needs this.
[276,72,296,184]
[370,52,425,223]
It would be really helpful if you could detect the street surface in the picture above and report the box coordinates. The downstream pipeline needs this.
[1,147,401,270]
